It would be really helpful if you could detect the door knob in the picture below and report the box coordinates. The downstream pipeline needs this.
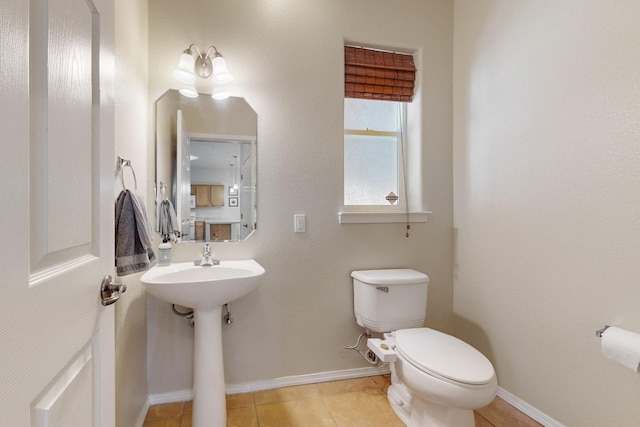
[100,275,127,306]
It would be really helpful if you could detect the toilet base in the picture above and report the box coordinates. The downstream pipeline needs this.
[410,395,474,427]
[387,383,412,425]
[388,384,475,427]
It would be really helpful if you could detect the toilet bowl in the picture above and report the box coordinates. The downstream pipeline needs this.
[385,329,496,426]
[352,269,497,427]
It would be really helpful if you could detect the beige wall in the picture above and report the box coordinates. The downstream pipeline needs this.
[147,0,454,392]
[453,1,640,426]
[114,0,149,425]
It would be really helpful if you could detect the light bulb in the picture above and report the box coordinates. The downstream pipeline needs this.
[179,86,198,98]
[173,51,196,84]
[212,55,233,84]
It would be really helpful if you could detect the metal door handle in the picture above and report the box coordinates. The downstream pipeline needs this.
[101,275,127,306]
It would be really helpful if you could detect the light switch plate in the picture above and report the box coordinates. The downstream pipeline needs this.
[294,214,306,232]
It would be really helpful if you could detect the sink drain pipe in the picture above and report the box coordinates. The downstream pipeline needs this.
[172,304,194,327]
[171,303,233,327]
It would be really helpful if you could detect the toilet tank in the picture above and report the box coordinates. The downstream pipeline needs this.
[351,269,429,333]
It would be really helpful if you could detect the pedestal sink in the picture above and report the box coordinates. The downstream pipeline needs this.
[141,259,265,427]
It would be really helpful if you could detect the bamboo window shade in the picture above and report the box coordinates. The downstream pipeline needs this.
[344,45,416,102]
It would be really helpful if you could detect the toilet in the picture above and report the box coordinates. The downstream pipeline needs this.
[352,269,497,427]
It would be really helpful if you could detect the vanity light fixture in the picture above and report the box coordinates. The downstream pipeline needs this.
[173,44,234,98]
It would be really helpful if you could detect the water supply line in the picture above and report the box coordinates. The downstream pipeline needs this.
[343,329,379,365]
[223,303,232,324]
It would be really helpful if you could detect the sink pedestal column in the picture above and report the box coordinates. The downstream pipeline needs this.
[193,306,226,427]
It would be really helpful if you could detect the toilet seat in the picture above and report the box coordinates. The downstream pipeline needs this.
[394,328,495,386]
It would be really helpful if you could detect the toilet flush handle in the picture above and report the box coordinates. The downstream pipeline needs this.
[376,286,389,293]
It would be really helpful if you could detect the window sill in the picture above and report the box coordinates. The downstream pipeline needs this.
[338,211,431,224]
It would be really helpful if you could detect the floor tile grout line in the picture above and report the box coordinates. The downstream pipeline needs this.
[476,411,497,427]
[319,392,340,427]
[321,375,389,427]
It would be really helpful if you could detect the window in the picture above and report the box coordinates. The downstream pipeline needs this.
[341,45,428,224]
[344,98,405,209]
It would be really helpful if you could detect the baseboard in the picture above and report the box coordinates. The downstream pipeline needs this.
[132,392,194,427]
[145,365,391,408]
[134,396,151,427]
[497,386,565,427]
[226,365,391,394]
[148,388,194,405]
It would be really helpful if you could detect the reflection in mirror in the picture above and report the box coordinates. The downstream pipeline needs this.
[155,89,257,242]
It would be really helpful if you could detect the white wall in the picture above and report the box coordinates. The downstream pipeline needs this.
[114,0,149,425]
[453,1,640,425]
[147,0,454,393]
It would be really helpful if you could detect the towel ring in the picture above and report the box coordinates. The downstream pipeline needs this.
[117,156,137,190]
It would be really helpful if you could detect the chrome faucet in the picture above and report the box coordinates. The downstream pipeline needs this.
[196,243,219,266]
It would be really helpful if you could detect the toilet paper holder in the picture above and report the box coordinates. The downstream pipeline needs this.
[596,325,610,338]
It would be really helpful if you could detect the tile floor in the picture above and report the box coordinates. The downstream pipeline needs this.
[143,375,543,427]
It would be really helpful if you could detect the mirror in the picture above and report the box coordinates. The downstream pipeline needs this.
[155,89,257,242]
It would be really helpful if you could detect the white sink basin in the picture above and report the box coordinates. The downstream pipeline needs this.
[140,259,265,310]
[141,258,265,427]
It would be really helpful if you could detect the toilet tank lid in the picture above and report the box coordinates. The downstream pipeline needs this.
[351,269,429,285]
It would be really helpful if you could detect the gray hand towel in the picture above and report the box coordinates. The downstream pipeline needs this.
[156,198,179,239]
[115,190,156,276]
[128,189,154,251]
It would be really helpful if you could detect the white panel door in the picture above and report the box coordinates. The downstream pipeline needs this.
[0,0,116,425]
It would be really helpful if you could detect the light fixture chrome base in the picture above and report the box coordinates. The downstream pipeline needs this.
[195,55,213,79]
